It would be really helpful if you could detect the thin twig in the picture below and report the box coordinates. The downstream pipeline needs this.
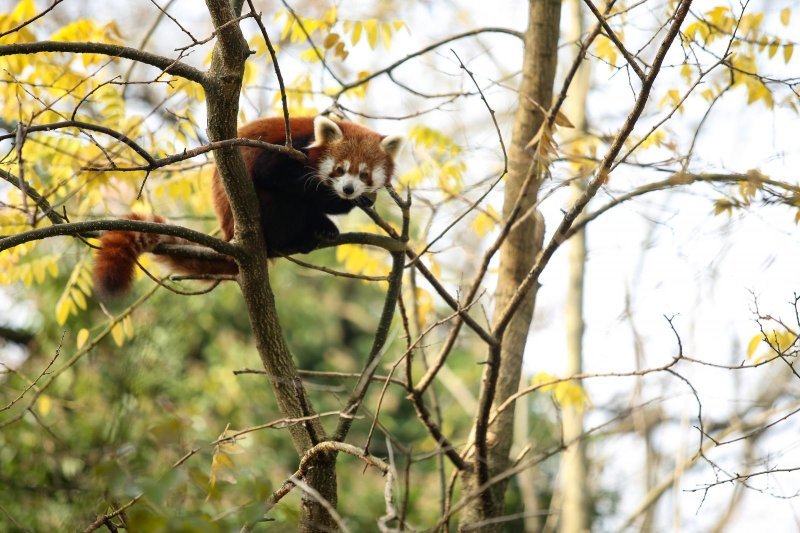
[246,0,292,147]
[582,0,646,80]
[0,330,64,413]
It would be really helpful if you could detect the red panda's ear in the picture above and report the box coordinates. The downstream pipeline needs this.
[380,135,403,160]
[310,116,343,147]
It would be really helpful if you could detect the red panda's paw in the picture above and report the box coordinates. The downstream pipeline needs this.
[312,217,340,243]
[355,192,377,208]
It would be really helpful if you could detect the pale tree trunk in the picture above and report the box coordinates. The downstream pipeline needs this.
[514,391,541,532]
[559,0,591,531]
[460,0,562,530]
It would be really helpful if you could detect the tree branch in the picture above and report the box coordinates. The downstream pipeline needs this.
[336,27,523,97]
[0,41,206,86]
[82,136,306,172]
[0,219,239,258]
[0,168,65,225]
[1,120,156,165]
[582,0,646,80]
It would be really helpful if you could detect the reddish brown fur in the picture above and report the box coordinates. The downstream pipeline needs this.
[93,214,237,296]
[211,117,393,241]
[95,116,396,296]
[94,214,169,296]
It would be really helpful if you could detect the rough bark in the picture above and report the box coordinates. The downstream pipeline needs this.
[560,0,591,531]
[203,1,337,530]
[459,0,561,529]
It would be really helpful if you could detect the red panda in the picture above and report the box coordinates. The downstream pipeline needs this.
[93,115,403,296]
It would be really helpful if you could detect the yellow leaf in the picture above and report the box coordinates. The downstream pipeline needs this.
[111,323,124,347]
[413,287,433,328]
[323,6,337,25]
[706,6,729,26]
[784,44,794,63]
[746,79,771,106]
[531,373,589,410]
[746,334,762,358]
[738,13,763,35]
[323,32,339,49]
[37,394,52,417]
[278,12,293,40]
[553,381,590,411]
[472,207,499,237]
[351,21,363,45]
[531,372,557,392]
[780,7,791,26]
[11,0,37,21]
[209,451,237,486]
[680,63,693,83]
[713,199,733,217]
[364,19,379,49]
[380,22,393,49]
[71,288,87,310]
[776,330,796,352]
[55,298,70,325]
[768,41,779,59]
[213,452,235,470]
[122,315,134,338]
[334,41,348,60]
[640,130,666,150]
[76,328,90,349]
[660,88,681,108]
[595,35,618,66]
[299,48,321,63]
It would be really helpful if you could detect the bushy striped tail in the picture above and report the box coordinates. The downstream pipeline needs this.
[93,214,237,297]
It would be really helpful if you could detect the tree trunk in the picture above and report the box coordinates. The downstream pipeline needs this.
[560,0,591,531]
[204,1,337,530]
[460,0,561,530]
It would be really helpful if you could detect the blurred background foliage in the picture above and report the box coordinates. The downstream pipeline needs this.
[2,248,535,531]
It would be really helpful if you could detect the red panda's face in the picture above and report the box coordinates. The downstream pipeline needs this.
[317,155,388,200]
[310,116,403,201]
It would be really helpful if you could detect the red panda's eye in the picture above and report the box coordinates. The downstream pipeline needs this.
[333,167,344,177]
[359,171,369,181]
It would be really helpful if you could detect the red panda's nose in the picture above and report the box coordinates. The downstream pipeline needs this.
[343,184,355,195]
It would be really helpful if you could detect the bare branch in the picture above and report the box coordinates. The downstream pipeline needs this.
[336,27,523,97]
[582,0,646,80]
[0,41,206,86]
[246,0,292,147]
[0,0,66,40]
[82,136,306,172]
[0,330,63,413]
[0,167,65,225]
[1,120,156,165]
[0,218,239,258]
